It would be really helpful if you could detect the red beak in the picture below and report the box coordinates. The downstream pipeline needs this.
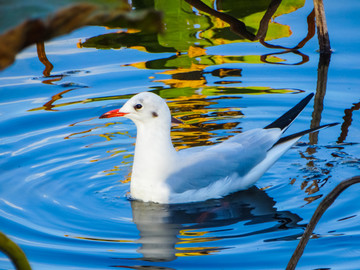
[99,109,129,119]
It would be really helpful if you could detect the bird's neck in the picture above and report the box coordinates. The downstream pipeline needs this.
[130,122,177,200]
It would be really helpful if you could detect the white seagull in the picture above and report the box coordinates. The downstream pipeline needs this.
[100,92,337,204]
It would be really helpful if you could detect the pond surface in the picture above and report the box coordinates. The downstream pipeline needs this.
[1,0,360,269]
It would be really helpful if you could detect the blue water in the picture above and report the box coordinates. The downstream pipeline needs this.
[1,0,360,269]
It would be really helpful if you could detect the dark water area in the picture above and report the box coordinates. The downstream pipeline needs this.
[0,0,360,269]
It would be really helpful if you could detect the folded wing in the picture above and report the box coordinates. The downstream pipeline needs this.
[167,93,338,195]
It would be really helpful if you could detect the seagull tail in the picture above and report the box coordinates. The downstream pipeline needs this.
[264,93,315,131]
[273,122,339,147]
[256,123,339,179]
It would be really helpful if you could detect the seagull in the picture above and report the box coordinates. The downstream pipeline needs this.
[100,92,338,204]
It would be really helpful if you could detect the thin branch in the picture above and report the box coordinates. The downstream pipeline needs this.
[286,176,360,270]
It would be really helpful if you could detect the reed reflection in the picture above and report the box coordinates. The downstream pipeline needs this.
[36,41,53,77]
[309,53,331,147]
[129,187,304,262]
[79,0,312,86]
[185,0,314,65]
[337,101,360,144]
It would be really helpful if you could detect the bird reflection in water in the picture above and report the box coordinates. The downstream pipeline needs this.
[129,187,303,263]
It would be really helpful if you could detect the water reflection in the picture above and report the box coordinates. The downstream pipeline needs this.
[337,101,360,144]
[1,0,360,269]
[185,0,313,49]
[22,0,315,91]
[128,187,303,262]
[309,53,331,146]
[36,41,53,77]
[29,0,317,109]
[11,0,359,205]
[80,0,311,69]
[82,0,305,50]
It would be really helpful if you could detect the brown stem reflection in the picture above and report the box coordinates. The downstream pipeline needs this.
[36,41,53,77]
[308,53,331,149]
[337,101,360,144]
[185,0,316,65]
[260,50,309,66]
[296,10,316,50]
[43,88,77,111]
[41,76,65,85]
[259,9,316,51]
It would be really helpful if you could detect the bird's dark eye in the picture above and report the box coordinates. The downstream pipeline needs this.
[134,104,143,110]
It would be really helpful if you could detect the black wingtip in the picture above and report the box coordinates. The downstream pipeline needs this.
[273,122,339,146]
[264,93,315,131]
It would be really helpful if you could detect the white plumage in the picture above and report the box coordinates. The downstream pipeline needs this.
[100,92,337,204]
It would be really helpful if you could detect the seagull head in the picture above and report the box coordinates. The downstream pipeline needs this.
[100,92,179,127]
